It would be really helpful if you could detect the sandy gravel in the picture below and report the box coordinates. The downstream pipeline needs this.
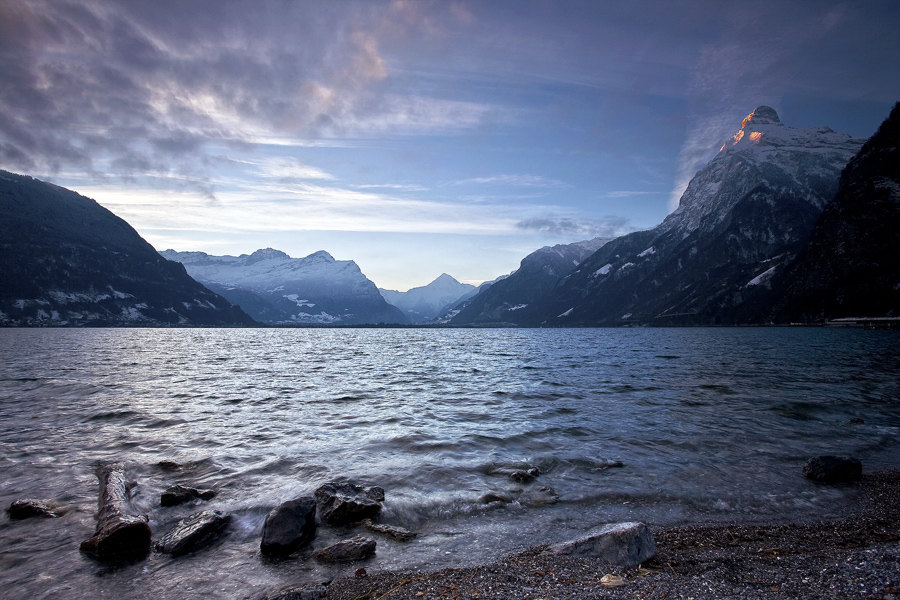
[320,470,900,600]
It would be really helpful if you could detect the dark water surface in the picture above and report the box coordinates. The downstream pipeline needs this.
[2,327,899,598]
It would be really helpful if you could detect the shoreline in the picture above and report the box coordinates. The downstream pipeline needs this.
[315,470,900,600]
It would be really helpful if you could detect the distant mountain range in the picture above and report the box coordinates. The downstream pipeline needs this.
[379,274,475,323]
[160,248,408,325]
[449,105,888,326]
[4,103,897,328]
[0,170,254,326]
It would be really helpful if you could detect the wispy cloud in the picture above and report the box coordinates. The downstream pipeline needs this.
[516,216,630,238]
[454,174,567,187]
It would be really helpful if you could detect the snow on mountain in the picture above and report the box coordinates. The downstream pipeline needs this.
[379,273,476,323]
[161,248,408,325]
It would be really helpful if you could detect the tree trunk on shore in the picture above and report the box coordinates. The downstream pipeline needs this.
[79,463,152,560]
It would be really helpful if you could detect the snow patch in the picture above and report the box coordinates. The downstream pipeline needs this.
[638,247,656,257]
[593,264,613,277]
[558,308,574,317]
[620,262,635,270]
[746,266,777,286]
[507,304,527,311]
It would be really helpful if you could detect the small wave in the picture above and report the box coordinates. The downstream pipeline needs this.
[85,410,140,422]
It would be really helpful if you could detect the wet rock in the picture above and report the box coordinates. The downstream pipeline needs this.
[154,510,230,556]
[522,485,559,506]
[510,468,540,483]
[361,518,417,541]
[313,536,376,562]
[598,460,625,470]
[314,482,383,525]
[157,460,182,472]
[248,583,327,600]
[80,463,152,560]
[261,497,317,557]
[160,484,217,507]
[549,522,656,568]
[600,574,626,588]
[803,455,863,482]
[6,498,63,519]
[478,492,512,504]
[848,417,865,425]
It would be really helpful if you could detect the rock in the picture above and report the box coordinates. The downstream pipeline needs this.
[154,510,230,556]
[260,497,317,557]
[848,417,865,425]
[312,536,376,562]
[600,574,626,588]
[314,482,383,525]
[248,583,327,600]
[478,492,512,504]
[157,460,182,472]
[510,468,539,483]
[361,518,417,541]
[6,498,63,519]
[160,484,217,507]
[803,455,863,482]
[79,463,152,560]
[523,485,559,506]
[548,522,656,568]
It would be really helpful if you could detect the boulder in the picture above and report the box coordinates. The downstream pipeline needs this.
[260,497,317,557]
[154,510,231,556]
[803,455,862,482]
[314,482,383,525]
[79,463,152,560]
[522,485,559,506]
[6,498,63,519]
[548,522,656,568]
[361,518,416,541]
[160,484,217,507]
[312,536,376,562]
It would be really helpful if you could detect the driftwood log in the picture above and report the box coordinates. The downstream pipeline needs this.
[79,463,152,560]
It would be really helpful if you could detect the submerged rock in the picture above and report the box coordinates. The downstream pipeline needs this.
[6,498,63,519]
[548,522,656,568]
[522,485,559,506]
[79,463,152,560]
[803,455,862,482]
[160,484,217,507]
[361,518,416,541]
[510,468,540,483]
[155,510,230,556]
[478,492,512,505]
[313,536,376,562]
[261,497,317,557]
[314,482,383,525]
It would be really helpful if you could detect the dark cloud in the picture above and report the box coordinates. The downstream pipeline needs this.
[516,216,630,238]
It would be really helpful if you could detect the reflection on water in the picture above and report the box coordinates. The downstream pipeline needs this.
[1,327,899,599]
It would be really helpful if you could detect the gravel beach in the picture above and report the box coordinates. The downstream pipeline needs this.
[319,470,900,600]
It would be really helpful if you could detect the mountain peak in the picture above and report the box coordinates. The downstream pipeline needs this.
[741,106,781,127]
[306,250,335,262]
[249,248,290,261]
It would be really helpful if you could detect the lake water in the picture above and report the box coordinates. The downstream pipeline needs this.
[1,327,899,599]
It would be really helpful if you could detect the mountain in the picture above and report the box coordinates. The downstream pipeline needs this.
[448,237,613,324]
[463,106,864,326]
[0,170,256,327]
[774,102,900,322]
[379,274,475,323]
[161,248,408,325]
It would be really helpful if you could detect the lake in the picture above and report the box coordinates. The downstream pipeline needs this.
[1,327,899,598]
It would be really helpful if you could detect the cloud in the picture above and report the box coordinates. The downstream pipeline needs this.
[454,174,567,187]
[516,216,630,238]
[246,158,336,181]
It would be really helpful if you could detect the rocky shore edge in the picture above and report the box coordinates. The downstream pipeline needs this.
[312,470,900,600]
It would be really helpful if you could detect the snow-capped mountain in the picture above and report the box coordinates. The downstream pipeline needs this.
[774,101,900,321]
[448,237,613,324]
[379,274,475,323]
[160,248,408,325]
[0,170,255,327]
[460,106,865,326]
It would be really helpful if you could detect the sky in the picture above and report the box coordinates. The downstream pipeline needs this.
[1,1,899,291]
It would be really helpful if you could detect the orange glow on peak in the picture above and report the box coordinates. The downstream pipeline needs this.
[741,113,753,128]
[749,131,763,143]
[732,129,745,145]
[720,143,727,152]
